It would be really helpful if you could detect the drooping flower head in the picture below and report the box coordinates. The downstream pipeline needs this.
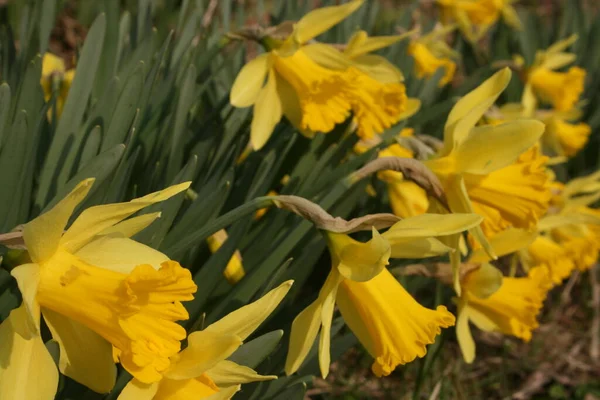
[41,53,75,117]
[407,25,459,87]
[522,35,586,115]
[285,213,483,378]
[118,281,293,400]
[456,265,551,363]
[2,179,196,396]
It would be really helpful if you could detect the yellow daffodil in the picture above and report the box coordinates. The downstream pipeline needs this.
[407,26,459,87]
[285,213,483,378]
[456,265,550,363]
[206,229,245,284]
[437,0,521,42]
[231,1,411,147]
[522,35,586,115]
[41,53,75,117]
[424,68,546,268]
[118,281,292,400]
[1,179,196,397]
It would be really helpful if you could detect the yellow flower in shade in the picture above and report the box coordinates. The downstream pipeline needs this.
[544,117,591,158]
[337,268,455,376]
[118,281,292,400]
[551,224,599,273]
[41,53,75,117]
[406,25,459,87]
[206,229,245,284]
[408,42,456,86]
[522,35,586,115]
[0,179,195,396]
[285,213,483,378]
[527,67,585,112]
[456,264,551,363]
[437,0,521,42]
[423,68,545,274]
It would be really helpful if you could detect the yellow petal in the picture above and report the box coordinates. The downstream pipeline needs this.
[540,52,577,71]
[99,212,161,238]
[250,70,282,150]
[301,43,353,71]
[445,175,496,260]
[461,263,503,299]
[319,279,338,378]
[205,280,292,340]
[386,237,452,258]
[546,34,578,54]
[117,380,158,400]
[454,120,545,174]
[285,300,323,375]
[75,236,169,274]
[344,32,408,58]
[501,5,522,31]
[521,84,537,117]
[23,178,94,263]
[336,229,391,282]
[456,302,475,363]
[383,213,483,238]
[206,360,276,387]
[351,54,404,83]
[43,307,117,393]
[294,0,364,44]
[399,98,421,120]
[10,263,41,335]
[60,182,190,253]
[274,73,312,137]
[230,53,270,107]
[0,305,59,400]
[469,228,537,263]
[443,68,511,153]
[205,385,240,400]
[166,331,242,380]
[42,53,66,76]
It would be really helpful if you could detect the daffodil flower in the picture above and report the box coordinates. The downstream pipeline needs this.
[522,35,586,115]
[118,281,293,400]
[230,0,365,149]
[41,53,75,117]
[207,229,245,284]
[407,25,459,87]
[231,0,413,147]
[0,179,196,397]
[456,229,551,363]
[456,265,550,363]
[437,0,521,42]
[423,68,546,290]
[285,213,483,378]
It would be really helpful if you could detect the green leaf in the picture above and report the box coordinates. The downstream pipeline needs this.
[39,0,56,54]
[228,330,284,369]
[101,62,143,151]
[42,144,125,213]
[0,83,11,149]
[36,13,107,208]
